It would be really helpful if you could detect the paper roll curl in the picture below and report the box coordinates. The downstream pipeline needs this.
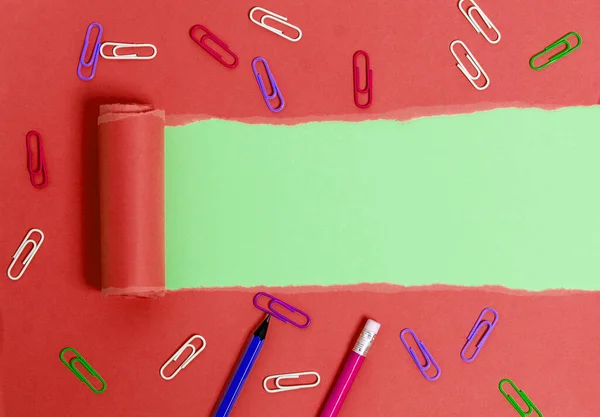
[98,104,165,297]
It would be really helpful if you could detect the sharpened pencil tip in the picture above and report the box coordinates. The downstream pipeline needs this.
[254,314,271,339]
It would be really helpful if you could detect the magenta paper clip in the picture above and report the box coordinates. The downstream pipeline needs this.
[77,23,103,81]
[353,50,373,108]
[400,328,441,381]
[460,307,498,362]
[26,131,47,188]
[190,25,238,68]
[251,57,285,112]
[253,292,310,328]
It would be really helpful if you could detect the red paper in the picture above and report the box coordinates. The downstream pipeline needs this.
[2,0,600,129]
[1,0,600,416]
[98,104,165,296]
[0,286,598,416]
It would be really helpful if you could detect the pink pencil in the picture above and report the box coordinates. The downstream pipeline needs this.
[319,319,381,417]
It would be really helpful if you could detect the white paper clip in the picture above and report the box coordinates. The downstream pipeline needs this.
[249,7,302,42]
[100,42,157,60]
[457,0,501,44]
[160,335,206,380]
[450,40,490,91]
[263,371,321,393]
[7,228,44,281]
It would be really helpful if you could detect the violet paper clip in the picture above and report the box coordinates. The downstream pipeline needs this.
[26,131,48,188]
[77,23,103,81]
[253,292,310,328]
[460,307,498,362]
[400,328,441,381]
[190,25,238,68]
[251,57,285,112]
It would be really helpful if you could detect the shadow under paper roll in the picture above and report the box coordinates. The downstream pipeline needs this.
[98,104,165,297]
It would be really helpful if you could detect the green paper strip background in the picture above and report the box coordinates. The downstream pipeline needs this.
[165,107,600,290]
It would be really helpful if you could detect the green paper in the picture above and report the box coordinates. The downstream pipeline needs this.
[165,107,600,290]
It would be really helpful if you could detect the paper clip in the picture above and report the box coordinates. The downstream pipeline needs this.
[26,131,48,188]
[460,307,498,362]
[529,32,581,71]
[160,335,207,380]
[457,0,501,44]
[7,229,44,281]
[77,23,103,81]
[450,40,490,91]
[249,7,302,42]
[59,347,106,394]
[353,50,373,109]
[99,42,157,60]
[190,25,238,68]
[499,379,543,417]
[251,57,285,113]
[253,292,310,328]
[263,371,321,393]
[400,329,441,381]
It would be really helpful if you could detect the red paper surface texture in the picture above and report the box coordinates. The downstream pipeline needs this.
[98,104,165,296]
[1,0,600,416]
[1,0,600,128]
[0,286,599,417]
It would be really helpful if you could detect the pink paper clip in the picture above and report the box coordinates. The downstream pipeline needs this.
[26,131,47,188]
[190,25,238,68]
[353,50,373,109]
[253,292,310,328]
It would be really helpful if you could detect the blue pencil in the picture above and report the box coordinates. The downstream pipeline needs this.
[213,315,271,417]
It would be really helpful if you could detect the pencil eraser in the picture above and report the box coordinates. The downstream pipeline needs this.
[365,319,381,335]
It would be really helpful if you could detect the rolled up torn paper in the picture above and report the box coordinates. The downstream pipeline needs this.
[98,104,165,297]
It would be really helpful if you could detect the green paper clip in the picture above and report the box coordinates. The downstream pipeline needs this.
[499,378,543,417]
[529,32,581,70]
[59,347,106,394]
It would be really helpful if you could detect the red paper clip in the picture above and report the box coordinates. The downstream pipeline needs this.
[26,131,47,188]
[353,50,373,109]
[190,25,238,68]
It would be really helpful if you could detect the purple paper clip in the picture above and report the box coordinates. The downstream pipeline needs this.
[190,25,238,68]
[77,23,103,81]
[251,57,285,112]
[353,50,372,109]
[26,131,48,188]
[253,292,310,328]
[460,307,498,363]
[400,328,441,381]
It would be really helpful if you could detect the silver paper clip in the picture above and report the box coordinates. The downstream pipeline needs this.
[457,0,501,44]
[450,40,490,91]
[7,228,44,281]
[100,42,157,60]
[160,335,206,380]
[263,371,321,393]
[249,7,302,42]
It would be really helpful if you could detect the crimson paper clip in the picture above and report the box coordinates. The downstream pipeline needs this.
[353,50,373,109]
[190,25,238,68]
[26,131,47,188]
